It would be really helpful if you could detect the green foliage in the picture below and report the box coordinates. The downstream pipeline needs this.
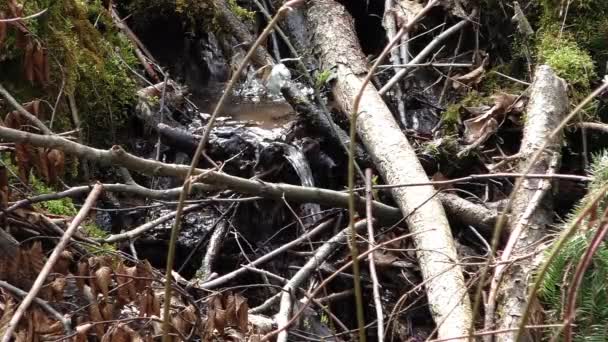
[0,0,139,145]
[30,176,77,216]
[536,0,608,84]
[82,222,108,239]
[536,32,596,86]
[226,0,255,21]
[125,0,250,33]
[539,151,608,340]
[441,104,461,132]
[314,69,334,89]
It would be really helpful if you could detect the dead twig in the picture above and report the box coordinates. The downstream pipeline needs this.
[0,280,71,335]
[1,183,103,342]
[365,169,384,342]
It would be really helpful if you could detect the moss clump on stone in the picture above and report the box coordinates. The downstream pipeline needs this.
[0,0,140,145]
[537,0,608,80]
[30,176,78,216]
[536,32,595,86]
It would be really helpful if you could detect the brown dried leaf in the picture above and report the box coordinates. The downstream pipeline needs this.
[172,313,190,338]
[461,92,523,145]
[152,289,161,317]
[0,165,9,208]
[138,288,153,317]
[54,250,72,275]
[214,308,227,334]
[463,117,499,145]
[32,42,46,85]
[76,261,88,292]
[373,250,401,267]
[124,264,139,299]
[32,307,62,334]
[24,40,34,83]
[46,149,65,184]
[75,323,93,342]
[115,262,133,303]
[35,147,50,183]
[392,0,425,28]
[13,330,26,342]
[135,260,154,291]
[0,296,16,338]
[234,294,248,332]
[50,277,66,301]
[14,143,32,183]
[101,301,114,321]
[87,293,105,338]
[453,64,485,89]
[95,266,112,300]
[122,324,145,342]
[23,100,40,117]
[28,242,45,275]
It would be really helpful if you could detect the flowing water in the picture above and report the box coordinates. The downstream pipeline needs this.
[283,144,322,226]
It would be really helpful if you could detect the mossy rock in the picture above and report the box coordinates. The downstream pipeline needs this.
[536,31,596,86]
[0,0,140,146]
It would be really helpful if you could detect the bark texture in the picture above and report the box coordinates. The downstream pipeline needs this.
[495,65,568,342]
[307,1,472,339]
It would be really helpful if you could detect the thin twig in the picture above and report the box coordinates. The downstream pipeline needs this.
[379,15,474,95]
[354,172,591,191]
[348,3,440,339]
[0,83,53,134]
[0,280,71,334]
[1,183,103,342]
[365,169,384,342]
[198,218,335,289]
[261,230,428,341]
[0,8,48,22]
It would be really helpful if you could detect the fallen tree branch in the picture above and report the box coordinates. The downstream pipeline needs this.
[576,121,608,134]
[1,183,103,342]
[308,0,472,338]
[275,219,369,342]
[468,76,608,342]
[0,280,71,334]
[487,65,569,342]
[0,83,52,135]
[197,218,335,289]
[439,192,498,236]
[0,125,402,222]
[102,203,206,243]
[378,16,474,96]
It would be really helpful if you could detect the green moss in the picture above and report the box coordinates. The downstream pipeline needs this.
[535,0,608,83]
[30,176,78,216]
[82,222,109,239]
[442,104,461,133]
[536,31,596,86]
[0,0,140,146]
[226,0,255,21]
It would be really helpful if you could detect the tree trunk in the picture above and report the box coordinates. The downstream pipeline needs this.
[495,65,568,342]
[307,1,472,339]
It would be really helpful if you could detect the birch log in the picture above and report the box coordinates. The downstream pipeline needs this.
[494,66,568,342]
[307,1,472,339]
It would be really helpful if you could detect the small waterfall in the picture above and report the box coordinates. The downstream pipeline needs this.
[283,144,321,225]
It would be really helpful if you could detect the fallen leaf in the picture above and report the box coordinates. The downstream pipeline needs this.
[95,266,112,300]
